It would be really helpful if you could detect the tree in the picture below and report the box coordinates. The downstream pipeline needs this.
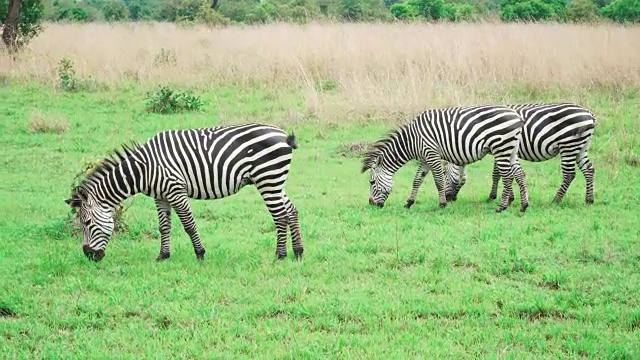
[1,0,44,50]
[500,0,567,21]
[102,0,130,21]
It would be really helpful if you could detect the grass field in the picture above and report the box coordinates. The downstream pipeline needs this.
[1,22,640,358]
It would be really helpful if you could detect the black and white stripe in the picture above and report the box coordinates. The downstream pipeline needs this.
[438,103,597,205]
[362,105,530,213]
[65,123,303,262]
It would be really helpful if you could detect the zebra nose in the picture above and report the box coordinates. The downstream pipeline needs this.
[369,198,384,208]
[83,245,105,262]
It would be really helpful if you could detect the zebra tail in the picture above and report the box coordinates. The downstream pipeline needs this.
[286,132,298,149]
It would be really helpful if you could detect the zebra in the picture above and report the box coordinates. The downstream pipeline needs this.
[405,103,596,206]
[64,123,304,262]
[361,104,530,213]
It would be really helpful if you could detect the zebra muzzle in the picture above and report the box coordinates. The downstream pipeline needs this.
[369,198,384,208]
[83,245,105,262]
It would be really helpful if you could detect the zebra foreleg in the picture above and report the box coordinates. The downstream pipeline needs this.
[258,189,290,260]
[405,161,429,209]
[155,198,172,261]
[168,194,206,260]
[283,193,304,260]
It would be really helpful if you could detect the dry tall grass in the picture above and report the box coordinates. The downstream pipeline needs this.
[2,22,639,120]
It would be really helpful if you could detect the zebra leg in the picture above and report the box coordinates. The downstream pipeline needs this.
[495,159,516,213]
[155,198,172,261]
[577,139,595,204]
[446,165,467,202]
[552,150,578,204]
[258,188,290,260]
[283,193,304,260]
[168,194,206,260]
[512,162,529,212]
[405,161,429,209]
[488,161,501,202]
[426,156,447,208]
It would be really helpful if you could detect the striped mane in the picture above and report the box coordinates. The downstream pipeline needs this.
[75,141,144,194]
[360,126,406,173]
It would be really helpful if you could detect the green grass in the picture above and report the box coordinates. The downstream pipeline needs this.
[1,82,639,358]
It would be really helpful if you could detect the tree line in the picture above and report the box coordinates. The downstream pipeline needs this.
[2,0,639,50]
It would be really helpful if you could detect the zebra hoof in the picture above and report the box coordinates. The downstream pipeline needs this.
[276,252,287,260]
[495,206,506,213]
[487,194,497,202]
[520,204,529,213]
[404,200,415,209]
[586,199,594,205]
[156,252,170,261]
[439,202,447,209]
[195,248,206,260]
[294,248,304,261]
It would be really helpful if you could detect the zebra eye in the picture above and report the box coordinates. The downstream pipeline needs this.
[369,180,375,185]
[83,219,91,226]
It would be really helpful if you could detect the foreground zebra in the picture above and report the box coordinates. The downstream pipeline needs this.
[65,124,303,262]
[412,103,596,205]
[362,105,530,213]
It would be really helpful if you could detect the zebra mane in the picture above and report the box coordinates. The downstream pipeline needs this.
[75,140,144,194]
[360,126,405,173]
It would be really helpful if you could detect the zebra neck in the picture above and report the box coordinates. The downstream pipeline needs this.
[384,135,418,173]
[86,158,148,208]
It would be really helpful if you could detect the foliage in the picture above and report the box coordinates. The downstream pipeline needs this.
[567,0,600,22]
[500,0,567,21]
[195,2,230,26]
[57,57,79,92]
[102,0,130,21]
[390,0,478,20]
[144,85,204,114]
[600,0,640,22]
[0,0,45,48]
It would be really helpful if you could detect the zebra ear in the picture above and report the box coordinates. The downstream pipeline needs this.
[374,155,383,166]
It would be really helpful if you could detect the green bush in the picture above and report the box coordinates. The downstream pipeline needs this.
[102,0,130,21]
[195,3,230,26]
[567,0,600,22]
[390,0,476,20]
[601,0,640,22]
[500,0,567,21]
[145,85,204,114]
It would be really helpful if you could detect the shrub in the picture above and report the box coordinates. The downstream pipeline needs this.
[195,3,230,26]
[567,0,601,22]
[27,110,69,134]
[57,57,79,92]
[500,0,567,21]
[144,85,204,114]
[102,0,130,21]
[601,0,640,22]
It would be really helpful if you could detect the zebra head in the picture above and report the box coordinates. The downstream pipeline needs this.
[362,152,394,208]
[444,162,466,201]
[65,187,114,261]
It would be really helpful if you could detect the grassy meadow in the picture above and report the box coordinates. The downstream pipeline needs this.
[1,22,640,358]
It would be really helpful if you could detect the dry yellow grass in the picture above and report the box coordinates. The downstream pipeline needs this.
[27,110,69,134]
[2,22,639,119]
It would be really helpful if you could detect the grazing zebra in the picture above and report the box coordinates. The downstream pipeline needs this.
[438,103,597,205]
[362,104,530,213]
[65,123,303,262]
[445,103,596,204]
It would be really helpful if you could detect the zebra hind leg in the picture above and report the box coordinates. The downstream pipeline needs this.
[155,198,172,261]
[552,150,578,204]
[577,139,595,204]
[495,160,516,213]
[284,193,304,260]
[488,161,501,202]
[258,188,290,260]
[512,162,529,212]
[169,194,206,260]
